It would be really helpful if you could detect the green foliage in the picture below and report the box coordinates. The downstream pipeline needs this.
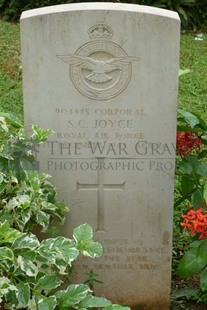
[0,20,23,120]
[137,0,207,29]
[176,110,207,208]
[0,0,206,29]
[178,240,207,278]
[0,222,107,309]
[179,34,207,118]
[175,109,207,302]
[0,113,67,233]
[0,113,130,310]
[0,0,68,21]
[0,222,130,309]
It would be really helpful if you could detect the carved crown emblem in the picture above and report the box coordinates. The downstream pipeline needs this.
[57,21,139,100]
[88,22,113,40]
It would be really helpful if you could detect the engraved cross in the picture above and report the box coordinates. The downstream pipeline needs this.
[77,158,125,232]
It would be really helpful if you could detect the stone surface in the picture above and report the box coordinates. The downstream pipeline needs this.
[21,3,180,309]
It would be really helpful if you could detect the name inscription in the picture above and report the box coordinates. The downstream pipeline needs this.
[55,107,145,141]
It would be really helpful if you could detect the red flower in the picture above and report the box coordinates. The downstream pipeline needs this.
[176,132,202,156]
[181,204,207,239]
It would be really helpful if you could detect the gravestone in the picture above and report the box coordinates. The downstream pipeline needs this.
[21,3,180,309]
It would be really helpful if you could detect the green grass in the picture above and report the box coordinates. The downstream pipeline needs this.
[0,19,23,120]
[179,33,207,116]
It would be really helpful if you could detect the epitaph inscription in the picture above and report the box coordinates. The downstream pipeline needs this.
[57,22,139,100]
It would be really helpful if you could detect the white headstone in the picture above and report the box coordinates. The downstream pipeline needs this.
[21,3,180,309]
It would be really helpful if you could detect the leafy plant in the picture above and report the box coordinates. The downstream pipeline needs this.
[0,0,206,29]
[175,109,207,301]
[0,222,109,309]
[0,113,67,233]
[141,0,207,29]
[0,113,130,310]
[0,0,72,21]
[176,109,207,207]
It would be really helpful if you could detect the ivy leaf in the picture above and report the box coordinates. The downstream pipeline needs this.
[36,210,50,232]
[0,210,12,224]
[0,247,14,261]
[81,241,102,258]
[12,233,39,250]
[0,182,7,194]
[36,296,57,310]
[0,247,14,270]
[79,295,111,308]
[37,239,56,263]
[38,237,79,270]
[31,124,54,143]
[108,306,131,310]
[73,224,102,258]
[16,283,30,307]
[28,174,41,191]
[73,224,93,245]
[28,297,36,310]
[53,237,79,265]
[17,255,38,277]
[0,221,22,244]
[20,208,31,227]
[20,249,37,262]
[35,275,62,291]
[0,277,17,303]
[5,195,31,213]
[0,112,22,128]
[5,289,19,308]
[56,284,90,309]
[0,173,4,183]
[105,305,131,310]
